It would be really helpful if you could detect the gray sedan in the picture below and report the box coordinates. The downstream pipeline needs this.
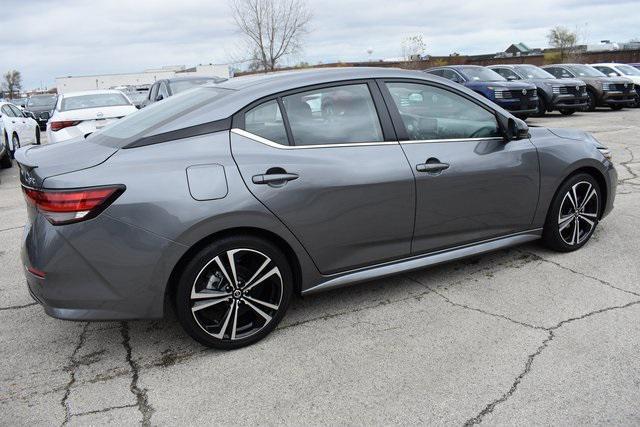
[16,68,616,349]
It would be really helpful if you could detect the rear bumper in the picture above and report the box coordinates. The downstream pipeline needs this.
[21,213,186,321]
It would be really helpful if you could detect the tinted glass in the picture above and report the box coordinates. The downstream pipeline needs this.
[493,68,520,80]
[27,95,56,108]
[91,86,231,146]
[546,67,572,78]
[244,100,288,146]
[460,67,505,82]
[567,65,606,77]
[516,65,555,79]
[442,69,463,82]
[9,105,23,117]
[158,83,170,99]
[594,66,618,76]
[616,64,640,76]
[61,93,130,111]
[282,84,383,146]
[386,82,500,140]
[1,105,15,117]
[149,83,159,101]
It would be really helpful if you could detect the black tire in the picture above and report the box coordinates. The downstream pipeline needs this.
[10,134,19,159]
[610,105,624,111]
[35,128,41,145]
[0,140,12,169]
[516,114,529,121]
[542,173,601,252]
[175,235,293,350]
[536,96,547,117]
[585,90,597,112]
[559,109,576,116]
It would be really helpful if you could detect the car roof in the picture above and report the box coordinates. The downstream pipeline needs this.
[590,63,623,67]
[59,89,125,98]
[165,76,225,82]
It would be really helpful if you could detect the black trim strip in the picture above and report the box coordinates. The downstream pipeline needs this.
[124,117,232,148]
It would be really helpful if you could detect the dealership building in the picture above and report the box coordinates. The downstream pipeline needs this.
[55,64,231,93]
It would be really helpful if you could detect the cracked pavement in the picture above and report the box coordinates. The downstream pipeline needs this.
[1,108,640,425]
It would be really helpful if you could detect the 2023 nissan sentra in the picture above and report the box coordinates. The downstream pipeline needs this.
[17,68,616,349]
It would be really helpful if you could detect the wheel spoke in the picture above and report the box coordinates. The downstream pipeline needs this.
[242,267,280,293]
[579,214,595,227]
[212,301,236,339]
[192,297,230,312]
[214,256,234,287]
[191,288,231,300]
[231,301,239,340]
[573,218,580,244]
[227,250,239,287]
[244,257,271,289]
[244,295,279,310]
[580,186,596,209]
[580,212,598,218]
[569,185,579,209]
[244,299,272,323]
[558,214,573,232]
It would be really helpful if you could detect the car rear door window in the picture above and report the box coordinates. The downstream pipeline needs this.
[441,69,464,83]
[244,100,289,146]
[282,84,383,146]
[385,82,500,140]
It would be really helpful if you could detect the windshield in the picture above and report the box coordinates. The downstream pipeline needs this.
[61,93,131,111]
[92,86,231,147]
[517,65,555,79]
[27,95,57,108]
[461,67,505,82]
[567,65,606,77]
[170,78,224,94]
[616,64,640,76]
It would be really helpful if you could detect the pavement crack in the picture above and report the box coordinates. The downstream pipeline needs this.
[618,147,639,185]
[0,302,37,311]
[464,300,640,425]
[120,321,154,426]
[521,250,640,298]
[0,225,24,233]
[60,322,89,426]
[72,404,137,417]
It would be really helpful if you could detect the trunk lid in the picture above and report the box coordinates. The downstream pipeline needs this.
[15,138,118,188]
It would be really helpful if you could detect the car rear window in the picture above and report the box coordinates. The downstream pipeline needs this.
[61,93,130,111]
[88,86,232,148]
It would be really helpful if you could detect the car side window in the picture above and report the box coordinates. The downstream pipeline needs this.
[158,83,170,100]
[149,83,159,101]
[244,100,289,146]
[429,69,444,77]
[282,84,383,146]
[1,105,15,117]
[546,67,562,78]
[595,66,618,76]
[441,69,463,83]
[385,82,501,141]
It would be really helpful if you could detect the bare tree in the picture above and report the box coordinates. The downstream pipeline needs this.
[401,34,426,61]
[230,0,312,72]
[3,70,22,99]
[547,26,577,63]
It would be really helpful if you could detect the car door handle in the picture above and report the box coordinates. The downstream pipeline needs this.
[416,162,450,173]
[252,173,299,185]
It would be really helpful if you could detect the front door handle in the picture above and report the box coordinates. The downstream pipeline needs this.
[416,162,450,173]
[252,172,299,185]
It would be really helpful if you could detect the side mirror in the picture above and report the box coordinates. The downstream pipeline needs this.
[608,72,618,77]
[499,116,529,141]
[506,75,518,81]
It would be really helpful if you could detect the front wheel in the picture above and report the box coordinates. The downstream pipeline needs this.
[542,173,601,252]
[610,105,624,111]
[10,134,20,158]
[559,109,576,116]
[0,140,12,169]
[175,235,293,349]
[586,90,597,112]
[536,97,547,117]
[35,128,41,145]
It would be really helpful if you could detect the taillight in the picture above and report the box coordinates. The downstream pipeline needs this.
[50,120,81,131]
[22,185,125,225]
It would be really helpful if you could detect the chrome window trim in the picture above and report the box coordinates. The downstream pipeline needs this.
[231,128,396,149]
[399,137,504,144]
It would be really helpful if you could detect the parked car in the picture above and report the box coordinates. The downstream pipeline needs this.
[141,76,227,108]
[46,90,138,144]
[17,68,616,349]
[10,98,29,109]
[25,94,58,130]
[591,63,640,107]
[489,64,588,116]
[1,101,40,165]
[425,65,538,119]
[542,64,635,111]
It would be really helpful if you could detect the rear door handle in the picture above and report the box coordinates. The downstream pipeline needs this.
[416,162,450,173]
[252,173,299,185]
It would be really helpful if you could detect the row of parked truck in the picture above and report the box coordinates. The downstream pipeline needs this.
[425,62,640,119]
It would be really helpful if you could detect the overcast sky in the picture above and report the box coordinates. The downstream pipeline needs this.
[2,0,639,89]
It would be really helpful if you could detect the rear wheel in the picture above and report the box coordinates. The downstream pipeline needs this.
[542,173,601,252]
[35,128,41,145]
[0,139,12,169]
[559,109,576,116]
[10,134,20,158]
[175,235,293,349]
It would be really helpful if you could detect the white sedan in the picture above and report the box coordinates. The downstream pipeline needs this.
[46,90,138,143]
[0,101,40,168]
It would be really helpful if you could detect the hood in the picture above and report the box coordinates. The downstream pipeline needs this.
[465,80,536,90]
[14,138,118,188]
[524,78,583,86]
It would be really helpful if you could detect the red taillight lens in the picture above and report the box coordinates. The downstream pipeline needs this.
[50,120,80,131]
[23,186,124,225]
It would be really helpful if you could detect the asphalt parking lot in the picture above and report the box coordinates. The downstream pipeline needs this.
[1,108,639,425]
